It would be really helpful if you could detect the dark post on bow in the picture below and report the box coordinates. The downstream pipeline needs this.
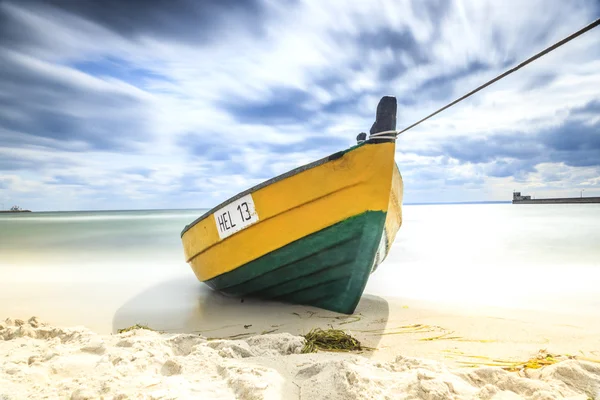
[357,96,397,143]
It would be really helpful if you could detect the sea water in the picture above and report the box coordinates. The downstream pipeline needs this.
[367,203,600,314]
[1,204,599,329]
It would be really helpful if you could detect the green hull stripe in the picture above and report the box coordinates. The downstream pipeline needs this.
[204,210,386,314]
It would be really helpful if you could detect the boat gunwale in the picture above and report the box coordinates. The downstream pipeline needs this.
[180,138,394,237]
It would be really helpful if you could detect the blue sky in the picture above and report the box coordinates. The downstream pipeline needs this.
[1,0,599,211]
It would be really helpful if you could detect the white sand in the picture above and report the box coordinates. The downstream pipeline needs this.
[2,317,600,400]
[2,264,600,399]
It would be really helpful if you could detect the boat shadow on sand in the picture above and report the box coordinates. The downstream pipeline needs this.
[112,276,390,357]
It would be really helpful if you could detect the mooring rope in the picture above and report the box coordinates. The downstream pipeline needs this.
[368,17,600,141]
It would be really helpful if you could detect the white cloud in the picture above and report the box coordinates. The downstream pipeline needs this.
[1,0,599,210]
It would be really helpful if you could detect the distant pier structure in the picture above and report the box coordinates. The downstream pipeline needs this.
[512,191,600,204]
[0,205,32,213]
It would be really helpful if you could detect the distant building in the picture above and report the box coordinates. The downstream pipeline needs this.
[512,192,531,201]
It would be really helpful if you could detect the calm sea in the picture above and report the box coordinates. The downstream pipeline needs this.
[1,204,599,319]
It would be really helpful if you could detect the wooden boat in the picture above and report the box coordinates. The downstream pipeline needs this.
[181,96,403,314]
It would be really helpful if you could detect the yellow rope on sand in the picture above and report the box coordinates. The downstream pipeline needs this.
[453,349,600,371]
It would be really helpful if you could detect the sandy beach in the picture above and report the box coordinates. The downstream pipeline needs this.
[3,292,600,399]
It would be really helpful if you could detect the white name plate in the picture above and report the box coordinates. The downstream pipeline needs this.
[214,193,259,240]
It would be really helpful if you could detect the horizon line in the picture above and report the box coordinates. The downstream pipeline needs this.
[2,201,515,213]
